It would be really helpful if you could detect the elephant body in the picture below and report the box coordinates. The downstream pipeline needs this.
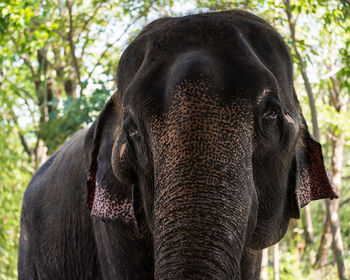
[19,130,101,279]
[19,127,154,279]
[19,10,337,280]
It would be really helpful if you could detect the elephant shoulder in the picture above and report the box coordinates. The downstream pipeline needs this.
[19,128,101,279]
[23,128,88,203]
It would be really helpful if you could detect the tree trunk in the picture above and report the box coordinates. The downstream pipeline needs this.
[283,0,315,246]
[316,132,333,268]
[328,133,348,279]
[34,139,48,169]
[283,0,320,141]
[303,205,314,244]
[260,248,268,280]
[273,243,279,280]
[315,214,332,268]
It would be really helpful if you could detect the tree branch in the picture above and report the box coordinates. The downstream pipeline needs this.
[340,197,350,207]
[66,0,82,92]
[19,133,34,156]
[79,3,111,60]
[80,31,92,60]
[9,33,37,80]
[12,90,38,126]
[52,28,67,40]
[84,18,140,88]
[283,0,320,140]
[21,54,36,78]
[7,79,34,100]
[85,41,113,83]
[78,2,104,45]
[8,111,34,157]
[2,67,38,126]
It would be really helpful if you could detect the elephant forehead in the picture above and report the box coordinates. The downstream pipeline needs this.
[117,10,293,108]
[148,79,254,165]
[121,32,287,115]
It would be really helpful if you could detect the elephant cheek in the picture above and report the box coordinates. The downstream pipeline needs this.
[247,216,289,250]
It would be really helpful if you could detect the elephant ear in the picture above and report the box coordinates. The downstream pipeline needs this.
[85,96,135,223]
[295,119,338,210]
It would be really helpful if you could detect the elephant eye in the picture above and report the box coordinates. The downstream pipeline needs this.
[261,98,281,121]
[262,109,279,120]
[260,101,282,131]
[129,129,140,137]
[123,117,141,138]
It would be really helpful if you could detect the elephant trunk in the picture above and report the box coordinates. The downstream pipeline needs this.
[154,179,256,279]
[151,89,257,279]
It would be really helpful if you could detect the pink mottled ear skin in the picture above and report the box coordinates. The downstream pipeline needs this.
[296,137,338,208]
[91,181,135,223]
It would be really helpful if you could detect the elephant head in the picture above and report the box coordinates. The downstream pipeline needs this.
[85,10,337,279]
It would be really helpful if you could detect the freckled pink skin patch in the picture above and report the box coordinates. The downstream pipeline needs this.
[120,143,126,158]
[91,182,134,223]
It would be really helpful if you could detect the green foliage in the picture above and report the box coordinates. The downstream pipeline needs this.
[0,0,349,279]
[0,106,31,279]
[0,0,161,278]
[41,80,113,154]
[279,251,302,279]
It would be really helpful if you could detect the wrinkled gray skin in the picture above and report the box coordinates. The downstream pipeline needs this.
[19,10,337,280]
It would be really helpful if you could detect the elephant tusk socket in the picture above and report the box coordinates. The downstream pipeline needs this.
[120,143,126,158]
[285,113,295,125]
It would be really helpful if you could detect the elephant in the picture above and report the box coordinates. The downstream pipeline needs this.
[18,10,338,280]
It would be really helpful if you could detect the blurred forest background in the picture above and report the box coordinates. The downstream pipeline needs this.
[0,0,349,279]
